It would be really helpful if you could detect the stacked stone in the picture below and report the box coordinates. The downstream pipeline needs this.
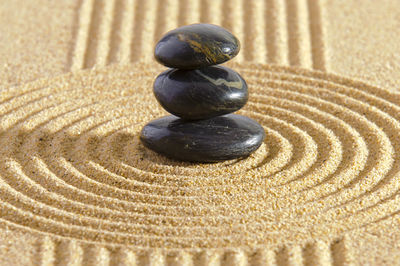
[140,24,265,162]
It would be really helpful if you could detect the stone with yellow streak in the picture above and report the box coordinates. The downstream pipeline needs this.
[153,65,248,120]
[154,23,240,69]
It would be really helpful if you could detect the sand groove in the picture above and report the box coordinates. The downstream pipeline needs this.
[1,63,399,262]
[106,0,126,64]
[33,238,350,265]
[178,0,200,26]
[68,0,327,69]
[265,0,289,65]
[200,0,223,26]
[154,0,179,46]
[70,0,94,71]
[243,0,267,63]
[83,0,104,68]
[286,0,312,68]
[308,0,327,70]
[117,0,136,63]
[222,0,244,63]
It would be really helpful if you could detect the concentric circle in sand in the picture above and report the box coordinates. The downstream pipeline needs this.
[0,62,399,248]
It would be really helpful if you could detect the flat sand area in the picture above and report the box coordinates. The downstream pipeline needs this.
[1,0,400,265]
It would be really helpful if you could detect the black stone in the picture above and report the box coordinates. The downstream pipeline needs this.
[140,114,265,162]
[154,66,248,120]
[154,23,240,69]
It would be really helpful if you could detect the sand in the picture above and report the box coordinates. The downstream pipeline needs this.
[1,0,400,265]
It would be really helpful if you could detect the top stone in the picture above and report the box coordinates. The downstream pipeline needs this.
[154,24,240,69]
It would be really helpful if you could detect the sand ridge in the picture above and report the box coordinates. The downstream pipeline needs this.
[1,61,399,254]
[68,0,328,71]
[2,0,400,264]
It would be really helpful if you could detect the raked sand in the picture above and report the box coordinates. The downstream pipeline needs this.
[1,0,400,265]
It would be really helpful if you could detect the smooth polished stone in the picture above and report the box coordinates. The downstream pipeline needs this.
[154,23,240,69]
[154,66,248,120]
[140,114,265,162]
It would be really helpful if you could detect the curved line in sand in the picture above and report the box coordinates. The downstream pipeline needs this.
[1,62,400,247]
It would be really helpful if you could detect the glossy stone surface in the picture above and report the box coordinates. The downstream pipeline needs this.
[154,66,248,120]
[155,23,240,69]
[140,114,265,162]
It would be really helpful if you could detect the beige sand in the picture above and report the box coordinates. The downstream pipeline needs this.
[1,0,400,265]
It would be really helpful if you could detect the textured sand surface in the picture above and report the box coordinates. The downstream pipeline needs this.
[1,0,400,265]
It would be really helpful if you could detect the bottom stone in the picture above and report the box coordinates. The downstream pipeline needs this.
[140,114,265,162]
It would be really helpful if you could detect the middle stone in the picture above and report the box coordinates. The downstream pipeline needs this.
[153,65,248,120]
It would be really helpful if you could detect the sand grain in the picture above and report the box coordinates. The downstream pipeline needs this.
[2,0,400,264]
[0,63,399,262]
